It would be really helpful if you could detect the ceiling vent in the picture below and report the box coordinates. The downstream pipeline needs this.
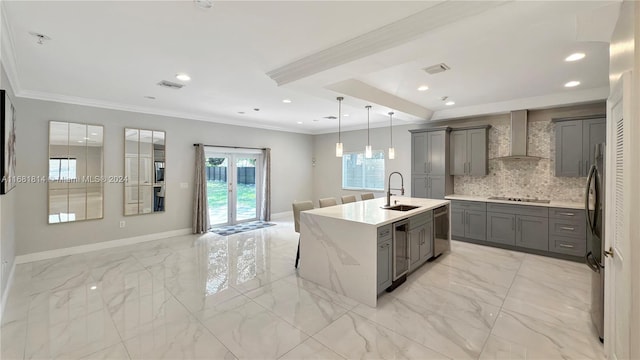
[423,63,451,75]
[157,80,184,90]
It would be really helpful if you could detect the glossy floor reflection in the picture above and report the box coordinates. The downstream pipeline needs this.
[1,217,604,359]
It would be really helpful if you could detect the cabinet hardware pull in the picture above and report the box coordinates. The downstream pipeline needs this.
[511,218,515,231]
[560,227,575,231]
[424,162,427,173]
[517,218,521,232]
[578,160,581,176]
[428,161,432,173]
[559,244,574,248]
[559,212,575,216]
[379,243,390,249]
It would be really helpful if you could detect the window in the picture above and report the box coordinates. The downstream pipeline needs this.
[49,158,77,181]
[342,150,385,191]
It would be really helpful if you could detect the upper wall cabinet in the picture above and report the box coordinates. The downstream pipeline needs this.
[410,127,453,200]
[554,117,605,177]
[48,121,104,224]
[124,128,166,215]
[450,126,490,176]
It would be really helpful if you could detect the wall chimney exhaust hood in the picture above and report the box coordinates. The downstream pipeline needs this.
[496,110,542,161]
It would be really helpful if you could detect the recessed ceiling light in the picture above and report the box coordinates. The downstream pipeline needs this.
[343,114,349,117]
[176,73,191,81]
[90,285,97,290]
[91,132,97,136]
[297,121,303,124]
[417,85,429,91]
[565,53,586,62]
[238,111,245,114]
[144,96,156,100]
[313,119,319,122]
[77,140,84,143]
[253,108,260,111]
[282,99,292,103]
[445,101,455,106]
[564,81,581,87]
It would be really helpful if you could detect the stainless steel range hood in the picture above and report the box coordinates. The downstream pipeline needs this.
[496,110,542,161]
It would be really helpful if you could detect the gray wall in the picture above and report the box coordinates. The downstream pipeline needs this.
[313,124,414,204]
[14,97,313,255]
[0,65,17,304]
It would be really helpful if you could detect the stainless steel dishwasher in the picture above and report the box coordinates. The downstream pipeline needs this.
[432,204,450,259]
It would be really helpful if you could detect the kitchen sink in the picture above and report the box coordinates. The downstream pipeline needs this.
[383,204,421,211]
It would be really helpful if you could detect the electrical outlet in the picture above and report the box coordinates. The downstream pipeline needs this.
[119,221,126,228]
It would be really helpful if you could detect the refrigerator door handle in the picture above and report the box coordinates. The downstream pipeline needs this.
[585,251,600,273]
[585,165,596,232]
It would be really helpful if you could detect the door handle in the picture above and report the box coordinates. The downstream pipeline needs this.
[604,247,614,258]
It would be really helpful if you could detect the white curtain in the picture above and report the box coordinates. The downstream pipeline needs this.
[260,148,271,221]
[192,144,210,233]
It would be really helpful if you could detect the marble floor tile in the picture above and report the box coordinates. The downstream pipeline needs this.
[1,218,603,360]
[314,312,449,359]
[123,315,235,360]
[388,280,500,331]
[0,319,27,360]
[79,342,131,359]
[247,278,349,335]
[490,310,605,359]
[108,289,193,341]
[202,300,308,359]
[352,296,490,359]
[279,338,345,360]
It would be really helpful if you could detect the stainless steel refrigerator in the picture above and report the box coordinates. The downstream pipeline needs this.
[585,143,605,343]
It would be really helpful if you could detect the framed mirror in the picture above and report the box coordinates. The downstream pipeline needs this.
[48,121,104,224]
[124,128,165,215]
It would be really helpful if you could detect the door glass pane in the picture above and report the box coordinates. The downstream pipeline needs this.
[236,157,257,222]
[206,156,229,225]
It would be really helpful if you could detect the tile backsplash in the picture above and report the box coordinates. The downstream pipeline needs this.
[453,120,586,203]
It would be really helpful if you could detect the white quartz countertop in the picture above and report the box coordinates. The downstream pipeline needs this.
[444,194,584,210]
[303,197,449,226]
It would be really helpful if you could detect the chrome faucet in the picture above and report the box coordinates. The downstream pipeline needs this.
[384,172,404,208]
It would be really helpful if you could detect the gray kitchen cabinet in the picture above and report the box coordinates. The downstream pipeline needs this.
[450,201,486,241]
[412,132,428,174]
[410,128,453,199]
[377,239,393,293]
[427,131,446,175]
[554,117,605,177]
[582,118,606,172]
[517,215,549,251]
[548,207,587,257]
[487,212,516,246]
[377,224,393,294]
[450,127,489,176]
[408,213,433,272]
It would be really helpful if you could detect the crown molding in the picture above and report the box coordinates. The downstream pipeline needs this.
[1,2,22,94]
[266,0,508,86]
[16,89,315,135]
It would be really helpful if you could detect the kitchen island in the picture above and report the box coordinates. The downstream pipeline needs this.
[299,196,450,307]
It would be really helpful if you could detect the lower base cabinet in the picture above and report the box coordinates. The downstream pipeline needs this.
[377,239,393,294]
[486,212,516,245]
[517,215,549,251]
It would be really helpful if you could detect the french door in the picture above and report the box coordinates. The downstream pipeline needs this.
[205,148,262,227]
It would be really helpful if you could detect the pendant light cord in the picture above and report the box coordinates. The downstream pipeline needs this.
[337,97,343,143]
[389,112,394,147]
[366,105,371,145]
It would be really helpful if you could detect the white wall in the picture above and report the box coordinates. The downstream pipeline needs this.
[312,123,414,205]
[0,64,17,311]
[13,96,313,255]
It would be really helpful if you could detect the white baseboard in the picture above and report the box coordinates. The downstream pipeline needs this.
[15,228,192,264]
[271,211,292,220]
[0,260,16,324]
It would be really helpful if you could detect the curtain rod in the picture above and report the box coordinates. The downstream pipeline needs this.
[194,144,267,151]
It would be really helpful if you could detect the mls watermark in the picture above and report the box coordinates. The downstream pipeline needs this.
[2,176,129,184]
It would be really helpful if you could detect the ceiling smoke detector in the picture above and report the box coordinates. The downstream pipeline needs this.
[423,63,451,75]
[194,0,213,9]
[29,31,51,45]
[157,80,184,90]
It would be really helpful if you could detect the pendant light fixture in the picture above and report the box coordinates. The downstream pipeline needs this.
[365,105,372,158]
[336,97,344,157]
[388,112,395,159]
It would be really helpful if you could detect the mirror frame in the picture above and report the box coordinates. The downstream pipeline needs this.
[48,121,105,224]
